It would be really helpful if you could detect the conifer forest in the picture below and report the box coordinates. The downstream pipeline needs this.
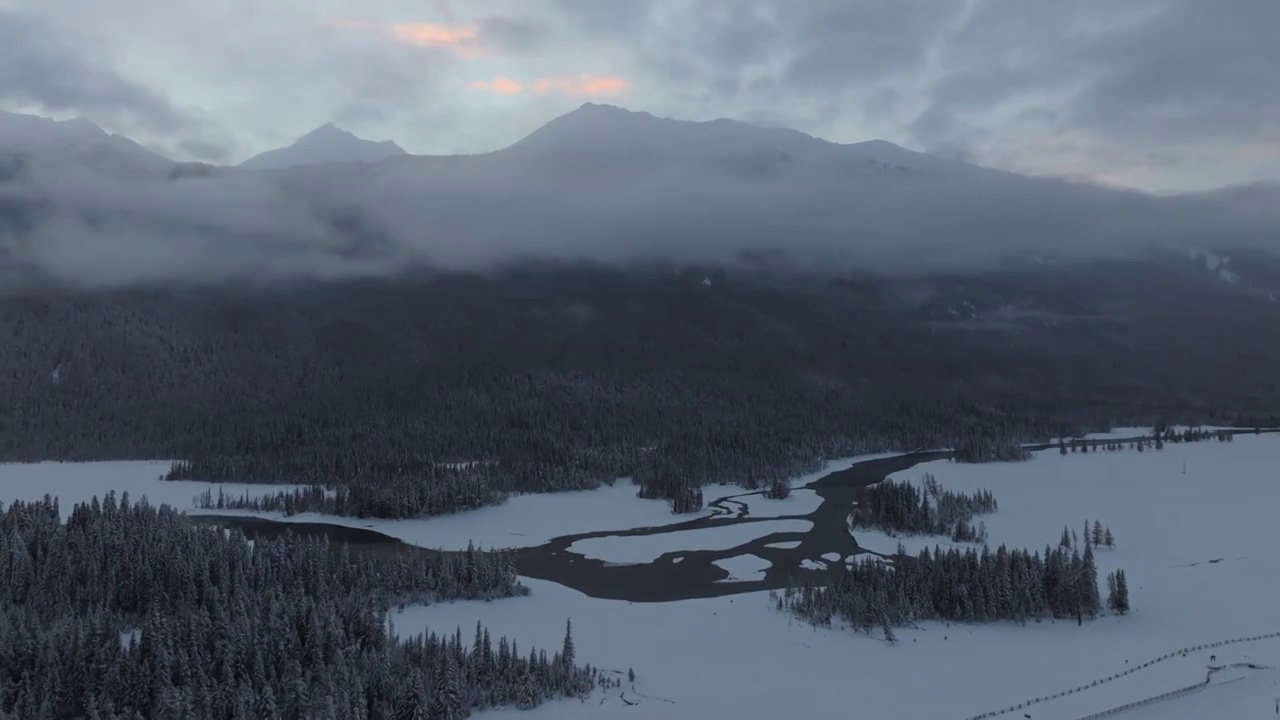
[0,495,601,719]
[4,267,1277,518]
[781,536,1112,634]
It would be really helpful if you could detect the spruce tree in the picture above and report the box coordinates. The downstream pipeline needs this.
[1112,569,1130,614]
[1078,544,1100,616]
[561,619,576,676]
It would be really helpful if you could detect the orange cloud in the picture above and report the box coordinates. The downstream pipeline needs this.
[389,22,489,58]
[533,75,629,97]
[468,76,524,95]
[320,18,490,58]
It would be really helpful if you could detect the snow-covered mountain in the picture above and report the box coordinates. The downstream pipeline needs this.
[2,104,1278,287]
[240,123,406,170]
[501,102,950,175]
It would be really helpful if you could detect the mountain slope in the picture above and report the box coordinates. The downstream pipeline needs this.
[240,123,407,170]
[502,103,968,173]
[1,105,1277,286]
[0,111,174,178]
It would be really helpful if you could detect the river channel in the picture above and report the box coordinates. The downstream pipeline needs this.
[194,437,1184,603]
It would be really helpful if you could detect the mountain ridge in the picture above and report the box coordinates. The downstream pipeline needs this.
[239,122,407,170]
[2,105,1278,288]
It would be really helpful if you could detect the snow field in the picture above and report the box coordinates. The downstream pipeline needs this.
[711,554,772,583]
[394,433,1280,719]
[6,436,1279,718]
[567,519,813,564]
[1116,663,1279,720]
[884,434,1280,718]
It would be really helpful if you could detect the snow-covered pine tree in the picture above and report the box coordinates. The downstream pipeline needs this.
[1112,569,1130,614]
[560,619,576,680]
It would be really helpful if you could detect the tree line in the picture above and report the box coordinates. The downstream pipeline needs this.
[849,473,998,544]
[778,539,1129,639]
[0,494,605,719]
[1058,425,1237,455]
[186,472,505,521]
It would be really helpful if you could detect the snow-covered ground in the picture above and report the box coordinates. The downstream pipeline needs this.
[711,554,773,583]
[0,460,304,518]
[394,433,1280,719]
[7,437,1280,717]
[1120,663,1279,719]
[567,519,812,564]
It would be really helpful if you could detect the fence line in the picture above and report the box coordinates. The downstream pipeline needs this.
[1073,676,1248,720]
[957,629,1280,720]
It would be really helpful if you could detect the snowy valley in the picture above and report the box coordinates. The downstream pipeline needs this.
[4,430,1279,718]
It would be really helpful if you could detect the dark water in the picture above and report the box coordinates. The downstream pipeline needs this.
[194,449,955,602]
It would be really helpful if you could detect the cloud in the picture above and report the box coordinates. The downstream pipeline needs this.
[468,77,525,95]
[7,126,1278,290]
[540,0,1280,192]
[324,17,523,59]
[896,0,1280,190]
[0,10,189,134]
[467,74,628,98]
[4,0,1279,192]
[388,23,489,58]
[533,75,629,97]
[323,14,553,60]
[477,16,554,55]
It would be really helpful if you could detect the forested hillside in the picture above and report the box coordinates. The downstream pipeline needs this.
[4,260,1279,515]
[0,494,599,718]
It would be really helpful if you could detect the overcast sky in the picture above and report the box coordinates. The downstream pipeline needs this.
[2,0,1277,193]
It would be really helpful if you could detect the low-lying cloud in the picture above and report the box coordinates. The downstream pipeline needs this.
[4,107,1279,291]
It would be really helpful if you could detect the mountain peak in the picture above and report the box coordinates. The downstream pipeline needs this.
[505,103,828,159]
[572,102,631,115]
[241,123,406,170]
[298,122,352,141]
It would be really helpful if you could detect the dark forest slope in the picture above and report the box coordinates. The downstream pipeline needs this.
[4,258,1279,516]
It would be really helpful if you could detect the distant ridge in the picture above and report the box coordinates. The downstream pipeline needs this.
[240,123,406,170]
